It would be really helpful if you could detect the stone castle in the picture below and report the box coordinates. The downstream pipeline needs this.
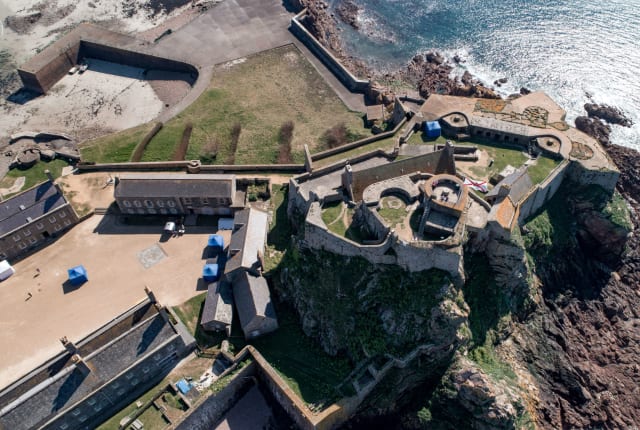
[288,92,619,283]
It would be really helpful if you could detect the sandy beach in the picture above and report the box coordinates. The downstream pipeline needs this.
[0,0,211,145]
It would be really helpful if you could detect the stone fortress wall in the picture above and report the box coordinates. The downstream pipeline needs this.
[18,23,198,94]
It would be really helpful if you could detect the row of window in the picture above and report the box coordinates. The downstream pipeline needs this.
[120,197,228,209]
[125,207,179,215]
[11,212,68,242]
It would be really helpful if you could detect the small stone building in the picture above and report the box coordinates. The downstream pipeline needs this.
[114,173,239,216]
[232,271,278,339]
[200,281,234,336]
[0,179,79,262]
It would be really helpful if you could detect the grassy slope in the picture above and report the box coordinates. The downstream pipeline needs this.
[80,46,367,164]
[1,159,70,197]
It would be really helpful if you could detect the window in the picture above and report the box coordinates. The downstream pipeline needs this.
[159,208,167,215]
[122,200,132,208]
[127,208,135,215]
[117,388,126,395]
[169,207,178,215]
[166,200,176,208]
[78,415,87,423]
[142,366,150,374]
[93,403,103,412]
[59,423,69,430]
[147,208,157,215]
[18,242,27,250]
[133,200,142,208]
[13,235,21,242]
[55,224,62,232]
[156,200,165,207]
[23,230,31,237]
[87,398,96,406]
[201,197,209,205]
[59,211,66,218]
[144,200,153,208]
[131,378,139,386]
[36,222,44,230]
[29,237,37,244]
[71,409,81,417]
[64,219,72,226]
[183,197,192,205]
[49,215,56,224]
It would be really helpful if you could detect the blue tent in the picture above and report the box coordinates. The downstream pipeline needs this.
[202,263,220,282]
[207,234,224,250]
[67,265,88,286]
[424,121,442,138]
[176,379,192,394]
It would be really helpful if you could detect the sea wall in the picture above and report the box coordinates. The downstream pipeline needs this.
[567,160,620,193]
[290,10,369,93]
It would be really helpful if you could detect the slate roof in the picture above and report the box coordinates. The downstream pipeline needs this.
[225,208,268,274]
[232,272,276,331]
[487,167,533,204]
[0,181,67,236]
[201,281,233,328]
[115,173,236,199]
[0,303,178,430]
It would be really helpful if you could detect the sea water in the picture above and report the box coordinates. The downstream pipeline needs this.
[332,0,640,149]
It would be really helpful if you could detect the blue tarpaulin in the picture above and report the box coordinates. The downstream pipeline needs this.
[203,263,220,282]
[207,234,224,250]
[67,265,88,286]
[424,121,442,138]
[176,379,192,394]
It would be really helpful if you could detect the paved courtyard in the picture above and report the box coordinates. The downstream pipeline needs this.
[0,214,231,389]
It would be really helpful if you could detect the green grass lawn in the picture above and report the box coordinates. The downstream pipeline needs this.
[80,45,367,165]
[251,305,352,406]
[80,123,154,163]
[377,196,407,227]
[528,156,562,184]
[321,201,343,226]
[1,159,71,197]
[96,381,167,430]
[313,136,396,168]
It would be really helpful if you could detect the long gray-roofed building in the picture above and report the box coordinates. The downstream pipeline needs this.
[232,271,278,339]
[114,173,239,216]
[0,179,79,262]
[0,296,195,430]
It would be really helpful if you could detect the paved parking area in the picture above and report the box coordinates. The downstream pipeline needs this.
[0,214,231,389]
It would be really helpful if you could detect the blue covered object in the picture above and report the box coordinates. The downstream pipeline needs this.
[207,234,224,250]
[176,379,192,394]
[67,265,88,286]
[202,263,220,282]
[424,121,442,138]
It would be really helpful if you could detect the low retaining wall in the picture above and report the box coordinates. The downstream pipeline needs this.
[77,161,305,173]
[311,117,406,162]
[291,10,369,93]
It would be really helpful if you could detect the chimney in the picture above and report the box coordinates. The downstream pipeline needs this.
[60,336,77,354]
[71,354,92,376]
[45,169,54,183]
[144,286,157,304]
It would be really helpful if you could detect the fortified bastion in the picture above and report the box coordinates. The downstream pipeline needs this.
[288,92,619,284]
